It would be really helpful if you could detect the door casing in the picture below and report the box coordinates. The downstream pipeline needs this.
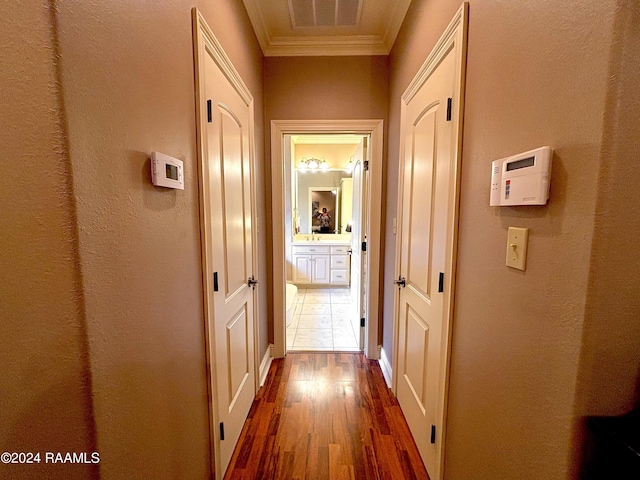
[391,3,468,479]
[271,120,384,359]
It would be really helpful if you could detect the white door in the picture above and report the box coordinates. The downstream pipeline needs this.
[394,6,467,478]
[194,10,257,478]
[350,138,368,349]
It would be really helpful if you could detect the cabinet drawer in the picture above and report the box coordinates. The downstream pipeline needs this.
[331,245,349,254]
[292,245,330,254]
[330,269,349,284]
[331,255,349,268]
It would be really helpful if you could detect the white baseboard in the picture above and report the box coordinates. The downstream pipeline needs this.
[259,344,273,387]
[379,346,393,388]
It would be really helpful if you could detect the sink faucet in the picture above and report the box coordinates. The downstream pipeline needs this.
[311,232,315,241]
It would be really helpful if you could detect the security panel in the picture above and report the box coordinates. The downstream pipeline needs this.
[490,146,552,206]
[151,152,184,190]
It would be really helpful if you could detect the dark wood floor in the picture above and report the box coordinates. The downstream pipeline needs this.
[225,353,430,480]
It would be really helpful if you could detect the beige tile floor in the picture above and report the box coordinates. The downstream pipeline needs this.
[287,287,360,351]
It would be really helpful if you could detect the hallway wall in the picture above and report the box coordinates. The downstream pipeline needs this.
[574,0,640,451]
[384,0,620,478]
[52,1,265,478]
[264,55,389,343]
[0,2,97,478]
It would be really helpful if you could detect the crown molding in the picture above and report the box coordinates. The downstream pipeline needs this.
[382,0,412,51]
[242,0,272,54]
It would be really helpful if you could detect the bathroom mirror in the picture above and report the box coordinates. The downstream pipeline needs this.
[294,170,352,234]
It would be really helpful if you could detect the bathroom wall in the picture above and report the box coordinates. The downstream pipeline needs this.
[386,0,617,478]
[294,143,359,169]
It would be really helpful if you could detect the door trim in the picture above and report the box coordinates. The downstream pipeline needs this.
[192,8,260,478]
[391,3,468,479]
[271,120,384,359]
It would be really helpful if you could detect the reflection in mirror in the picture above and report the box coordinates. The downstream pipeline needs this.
[311,189,336,233]
[294,170,352,234]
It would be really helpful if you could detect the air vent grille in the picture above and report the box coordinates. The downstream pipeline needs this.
[289,0,362,28]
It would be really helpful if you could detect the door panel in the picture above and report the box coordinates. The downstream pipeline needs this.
[227,306,249,408]
[219,108,248,295]
[396,42,458,479]
[403,305,429,411]
[407,109,437,299]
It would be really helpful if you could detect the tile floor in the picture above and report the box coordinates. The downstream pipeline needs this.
[287,287,360,351]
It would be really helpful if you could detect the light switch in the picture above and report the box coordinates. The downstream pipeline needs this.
[506,227,529,270]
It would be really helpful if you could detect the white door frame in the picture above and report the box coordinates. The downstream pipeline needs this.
[271,120,384,359]
[192,8,261,477]
[391,3,468,478]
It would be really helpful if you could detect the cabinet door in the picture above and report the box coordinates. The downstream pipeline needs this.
[312,255,330,283]
[293,255,312,283]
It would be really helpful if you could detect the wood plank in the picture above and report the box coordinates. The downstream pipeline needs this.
[224,353,430,480]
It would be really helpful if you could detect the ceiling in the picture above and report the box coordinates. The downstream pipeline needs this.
[242,0,412,56]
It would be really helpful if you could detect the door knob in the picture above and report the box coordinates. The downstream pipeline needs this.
[247,276,258,289]
[394,275,406,288]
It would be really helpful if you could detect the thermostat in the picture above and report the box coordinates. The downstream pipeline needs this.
[151,152,184,190]
[490,146,552,206]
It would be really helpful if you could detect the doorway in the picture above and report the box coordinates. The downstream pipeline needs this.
[271,120,384,359]
[284,134,367,352]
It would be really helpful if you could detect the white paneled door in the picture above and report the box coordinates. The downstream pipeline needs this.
[350,137,368,350]
[394,5,467,479]
[193,10,257,478]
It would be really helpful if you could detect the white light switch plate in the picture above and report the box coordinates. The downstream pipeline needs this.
[506,227,529,270]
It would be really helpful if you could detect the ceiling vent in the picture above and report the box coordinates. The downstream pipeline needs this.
[289,0,362,28]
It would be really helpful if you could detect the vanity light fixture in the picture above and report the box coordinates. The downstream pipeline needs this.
[345,156,354,173]
[298,157,329,171]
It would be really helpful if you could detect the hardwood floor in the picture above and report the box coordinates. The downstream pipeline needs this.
[225,353,430,480]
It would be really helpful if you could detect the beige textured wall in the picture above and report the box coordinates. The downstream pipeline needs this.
[265,56,389,121]
[575,0,640,419]
[264,55,389,342]
[385,0,619,478]
[0,2,96,479]
[52,0,265,478]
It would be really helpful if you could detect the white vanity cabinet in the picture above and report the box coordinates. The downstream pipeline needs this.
[292,244,349,285]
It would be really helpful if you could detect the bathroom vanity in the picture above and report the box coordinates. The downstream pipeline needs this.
[291,235,350,285]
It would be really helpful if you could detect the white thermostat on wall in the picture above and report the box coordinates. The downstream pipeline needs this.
[151,151,184,190]
[490,146,552,206]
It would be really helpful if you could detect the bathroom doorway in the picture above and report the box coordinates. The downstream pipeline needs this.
[284,134,367,352]
[270,120,384,359]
